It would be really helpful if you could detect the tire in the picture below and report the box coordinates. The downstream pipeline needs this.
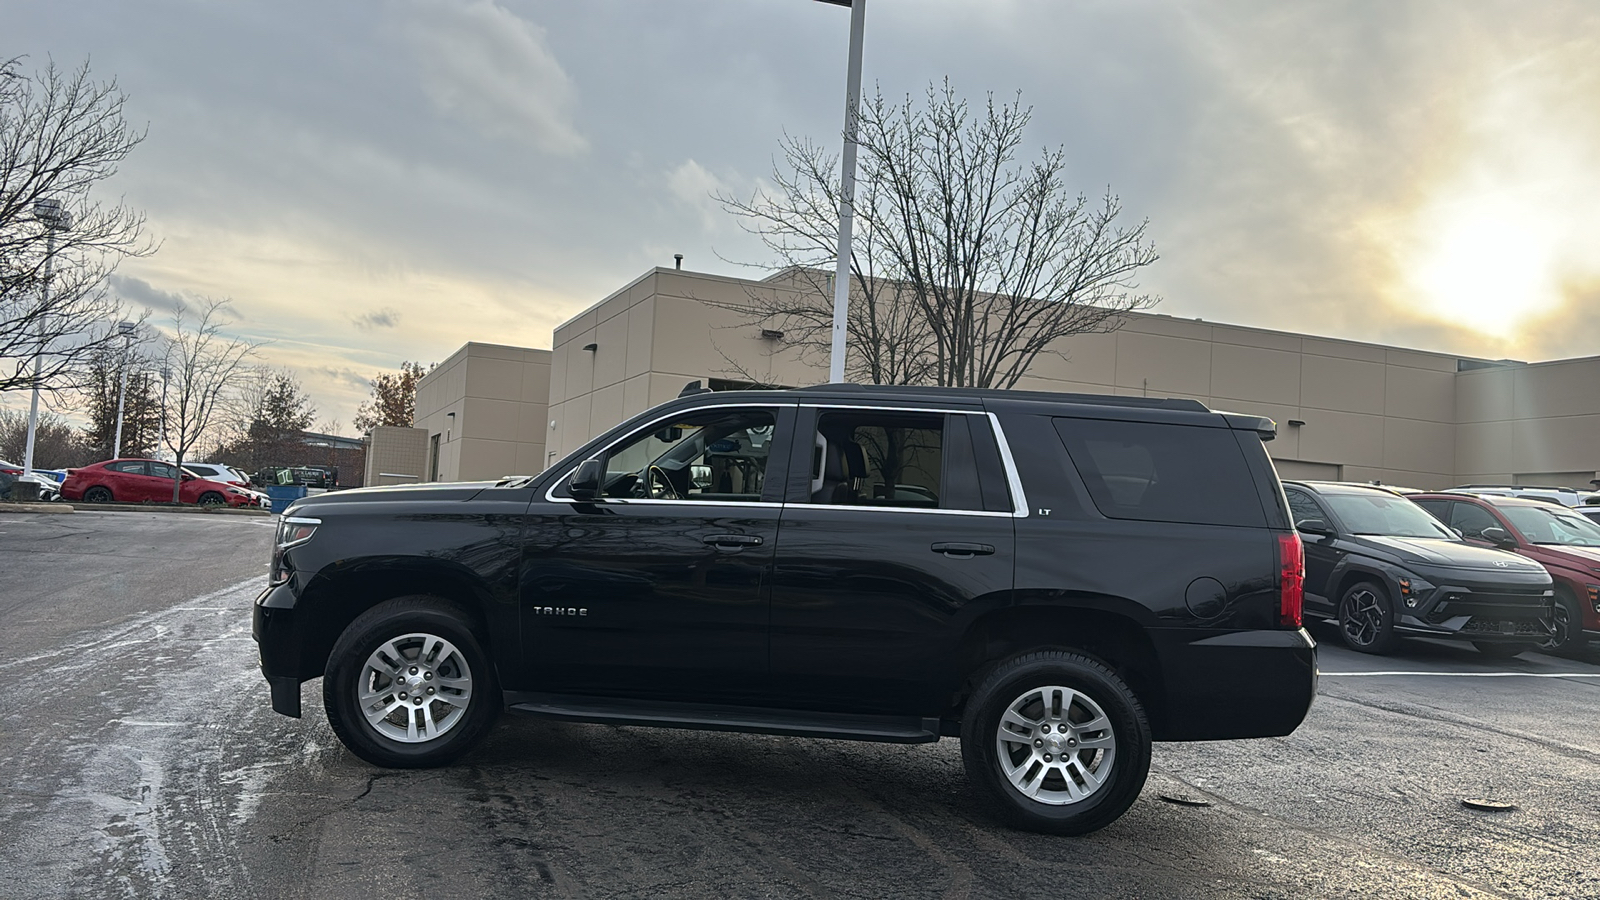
[1338,580,1398,654]
[960,651,1151,836]
[1474,641,1536,660]
[323,596,500,768]
[83,486,113,503]
[1539,590,1584,656]
[198,491,226,507]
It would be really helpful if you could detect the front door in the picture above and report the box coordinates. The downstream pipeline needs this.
[518,404,794,705]
[768,406,1016,716]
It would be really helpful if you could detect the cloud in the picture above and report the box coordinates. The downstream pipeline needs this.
[400,0,586,155]
[667,158,738,231]
[110,274,188,316]
[350,307,401,331]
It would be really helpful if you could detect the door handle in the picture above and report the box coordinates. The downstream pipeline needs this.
[931,542,995,558]
[704,534,763,548]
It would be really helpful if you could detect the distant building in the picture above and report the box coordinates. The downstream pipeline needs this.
[423,266,1600,491]
[413,342,551,483]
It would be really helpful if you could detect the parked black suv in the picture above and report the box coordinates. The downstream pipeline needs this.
[255,385,1317,834]
[1283,481,1554,656]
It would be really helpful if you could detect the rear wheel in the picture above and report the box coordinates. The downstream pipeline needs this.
[961,651,1151,835]
[1338,581,1397,654]
[1539,590,1584,656]
[1474,641,1535,660]
[324,596,499,768]
[83,486,113,503]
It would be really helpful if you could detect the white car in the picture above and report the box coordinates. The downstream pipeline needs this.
[0,460,62,501]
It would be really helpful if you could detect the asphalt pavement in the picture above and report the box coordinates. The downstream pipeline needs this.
[3,511,1599,898]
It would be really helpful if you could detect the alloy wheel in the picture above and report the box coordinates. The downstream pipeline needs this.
[1342,588,1385,647]
[357,632,474,743]
[994,684,1117,805]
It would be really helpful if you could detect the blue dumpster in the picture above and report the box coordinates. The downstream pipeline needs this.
[264,485,308,506]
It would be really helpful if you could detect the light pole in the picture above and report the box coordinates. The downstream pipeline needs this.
[22,199,74,477]
[817,0,867,384]
[159,365,171,461]
[112,321,137,458]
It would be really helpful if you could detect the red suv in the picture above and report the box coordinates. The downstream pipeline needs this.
[61,459,257,508]
[1413,492,1600,655]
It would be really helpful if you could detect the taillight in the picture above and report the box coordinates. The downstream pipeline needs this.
[1277,531,1304,628]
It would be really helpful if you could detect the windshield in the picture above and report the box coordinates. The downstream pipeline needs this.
[1323,492,1458,540]
[1500,505,1600,547]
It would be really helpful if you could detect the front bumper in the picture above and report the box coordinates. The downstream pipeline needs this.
[253,583,306,717]
[1148,627,1318,741]
[1396,587,1552,642]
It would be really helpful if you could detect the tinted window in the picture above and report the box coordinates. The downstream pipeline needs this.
[1413,499,1449,520]
[1285,488,1324,527]
[1054,418,1266,527]
[107,461,146,475]
[811,410,944,508]
[1448,502,1500,540]
[602,408,777,502]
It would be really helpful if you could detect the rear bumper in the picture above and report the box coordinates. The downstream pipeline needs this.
[1148,627,1318,741]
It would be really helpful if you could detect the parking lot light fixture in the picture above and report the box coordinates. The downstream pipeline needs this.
[22,199,74,477]
[815,0,866,385]
[112,321,138,459]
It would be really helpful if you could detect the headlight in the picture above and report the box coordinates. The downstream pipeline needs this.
[270,516,320,584]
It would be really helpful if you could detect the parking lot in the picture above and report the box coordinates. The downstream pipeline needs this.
[3,511,1600,899]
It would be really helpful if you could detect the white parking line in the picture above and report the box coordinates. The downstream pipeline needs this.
[1324,671,1600,677]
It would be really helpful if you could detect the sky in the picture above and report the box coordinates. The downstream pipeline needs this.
[7,0,1600,430]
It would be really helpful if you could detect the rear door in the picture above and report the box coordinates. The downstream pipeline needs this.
[767,404,1016,715]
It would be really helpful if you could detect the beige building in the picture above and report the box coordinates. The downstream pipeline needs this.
[409,266,1600,491]
[414,342,551,482]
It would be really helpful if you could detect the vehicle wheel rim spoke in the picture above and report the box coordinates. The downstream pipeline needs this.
[358,631,473,743]
[994,683,1116,807]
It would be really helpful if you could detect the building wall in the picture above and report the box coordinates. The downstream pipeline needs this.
[364,426,430,486]
[415,343,551,481]
[537,267,1600,490]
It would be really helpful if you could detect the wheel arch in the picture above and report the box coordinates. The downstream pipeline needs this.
[296,558,500,681]
[949,602,1166,739]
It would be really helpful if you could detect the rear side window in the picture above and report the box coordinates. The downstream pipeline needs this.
[1053,418,1266,527]
[107,461,146,475]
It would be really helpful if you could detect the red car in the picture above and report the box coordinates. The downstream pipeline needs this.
[1413,492,1600,655]
[60,458,257,508]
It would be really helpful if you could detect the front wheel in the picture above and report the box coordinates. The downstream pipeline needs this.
[198,491,226,507]
[1338,581,1397,654]
[324,597,500,768]
[1539,591,1584,656]
[961,651,1151,835]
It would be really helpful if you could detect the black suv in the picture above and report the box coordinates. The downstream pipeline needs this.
[1283,481,1553,656]
[255,385,1317,835]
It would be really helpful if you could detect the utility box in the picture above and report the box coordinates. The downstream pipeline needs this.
[364,426,430,487]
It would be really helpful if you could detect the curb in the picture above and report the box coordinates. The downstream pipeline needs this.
[68,502,272,516]
[0,501,272,517]
[0,501,74,515]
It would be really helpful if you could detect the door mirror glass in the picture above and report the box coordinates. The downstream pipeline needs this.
[1480,525,1515,547]
[1295,517,1333,536]
[568,458,603,499]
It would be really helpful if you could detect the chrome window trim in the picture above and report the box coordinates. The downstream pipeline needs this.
[542,401,793,504]
[542,399,1029,519]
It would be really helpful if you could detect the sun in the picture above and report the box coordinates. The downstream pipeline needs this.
[1407,193,1562,334]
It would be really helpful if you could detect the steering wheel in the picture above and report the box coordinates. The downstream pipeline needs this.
[646,465,681,500]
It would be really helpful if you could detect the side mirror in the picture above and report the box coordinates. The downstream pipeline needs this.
[567,458,603,500]
[1480,526,1516,548]
[181,472,194,481]
[1295,518,1333,536]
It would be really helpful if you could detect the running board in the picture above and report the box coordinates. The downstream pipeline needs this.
[504,692,941,744]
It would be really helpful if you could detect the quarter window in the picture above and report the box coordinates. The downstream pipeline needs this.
[1054,418,1266,527]
[600,409,777,502]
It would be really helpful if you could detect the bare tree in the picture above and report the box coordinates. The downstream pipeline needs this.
[0,56,155,396]
[719,80,1159,388]
[162,299,260,502]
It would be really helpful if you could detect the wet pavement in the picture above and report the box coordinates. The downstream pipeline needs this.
[3,511,1599,898]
